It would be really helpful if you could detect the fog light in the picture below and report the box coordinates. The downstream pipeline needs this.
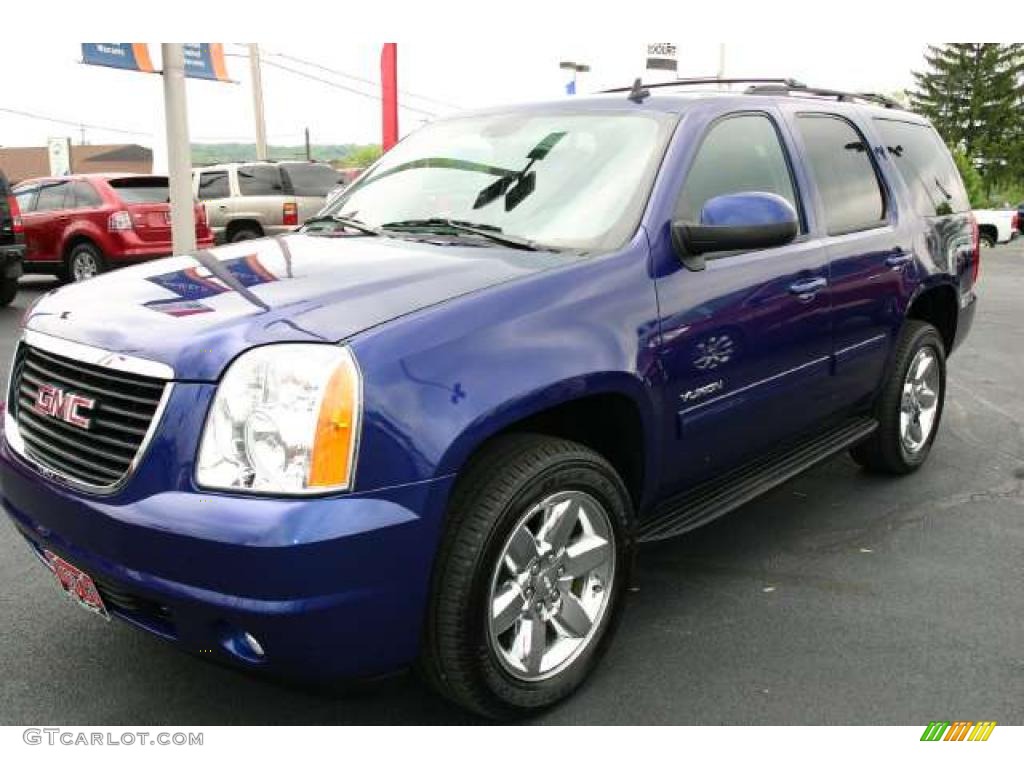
[242,632,265,658]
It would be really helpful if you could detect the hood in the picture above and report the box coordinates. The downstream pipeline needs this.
[24,233,567,381]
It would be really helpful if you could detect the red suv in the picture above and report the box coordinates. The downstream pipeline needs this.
[13,174,213,282]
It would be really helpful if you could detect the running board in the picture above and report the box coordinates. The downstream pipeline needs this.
[638,416,878,543]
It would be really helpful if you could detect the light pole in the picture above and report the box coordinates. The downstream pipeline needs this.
[249,43,269,161]
[161,43,196,255]
[559,61,590,95]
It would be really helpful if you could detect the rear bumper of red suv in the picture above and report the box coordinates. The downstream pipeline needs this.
[107,232,215,263]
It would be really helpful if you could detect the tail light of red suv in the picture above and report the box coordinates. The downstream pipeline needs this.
[108,210,134,232]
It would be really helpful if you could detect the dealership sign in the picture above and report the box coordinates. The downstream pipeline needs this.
[81,43,230,81]
[646,43,678,73]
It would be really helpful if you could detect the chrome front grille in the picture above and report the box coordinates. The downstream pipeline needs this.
[8,337,170,490]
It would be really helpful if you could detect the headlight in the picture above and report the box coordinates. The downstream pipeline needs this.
[197,344,362,494]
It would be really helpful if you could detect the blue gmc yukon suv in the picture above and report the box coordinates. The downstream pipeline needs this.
[0,80,979,718]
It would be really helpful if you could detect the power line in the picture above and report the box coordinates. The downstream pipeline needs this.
[258,58,438,117]
[267,51,463,110]
[0,106,151,137]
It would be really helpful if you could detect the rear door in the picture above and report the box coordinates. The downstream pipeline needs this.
[655,109,834,493]
[784,110,912,408]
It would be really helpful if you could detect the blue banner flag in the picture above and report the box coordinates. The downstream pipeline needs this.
[182,44,231,82]
[81,44,156,73]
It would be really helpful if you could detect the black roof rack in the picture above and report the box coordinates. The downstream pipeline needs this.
[601,77,903,109]
[602,77,806,94]
[744,83,901,109]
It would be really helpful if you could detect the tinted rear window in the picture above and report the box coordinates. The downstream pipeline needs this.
[238,165,284,196]
[796,114,886,236]
[109,177,170,203]
[873,119,970,216]
[282,163,344,197]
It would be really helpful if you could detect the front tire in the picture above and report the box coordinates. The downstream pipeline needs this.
[851,320,946,474]
[421,434,633,719]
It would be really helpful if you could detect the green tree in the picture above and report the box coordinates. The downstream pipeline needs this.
[338,145,382,168]
[952,150,987,208]
[909,44,1024,189]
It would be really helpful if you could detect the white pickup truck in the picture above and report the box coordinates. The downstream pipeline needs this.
[974,208,1020,247]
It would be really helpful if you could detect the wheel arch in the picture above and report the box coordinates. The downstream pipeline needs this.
[436,373,658,513]
[225,218,265,240]
[905,280,959,354]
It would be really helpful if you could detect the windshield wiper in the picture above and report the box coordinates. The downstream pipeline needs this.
[381,218,546,251]
[303,214,384,236]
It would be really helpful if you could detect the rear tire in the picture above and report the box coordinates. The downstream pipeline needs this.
[851,320,946,474]
[0,276,17,307]
[421,434,634,720]
[64,242,106,283]
[228,226,262,243]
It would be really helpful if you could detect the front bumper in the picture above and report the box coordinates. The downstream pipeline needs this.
[0,408,454,680]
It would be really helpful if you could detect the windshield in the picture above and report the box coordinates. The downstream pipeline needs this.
[317,110,674,251]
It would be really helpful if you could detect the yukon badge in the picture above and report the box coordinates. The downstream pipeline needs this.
[32,384,95,430]
[681,379,724,404]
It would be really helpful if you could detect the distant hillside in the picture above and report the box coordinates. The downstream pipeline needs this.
[191,142,379,166]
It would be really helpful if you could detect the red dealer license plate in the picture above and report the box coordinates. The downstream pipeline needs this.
[44,551,109,620]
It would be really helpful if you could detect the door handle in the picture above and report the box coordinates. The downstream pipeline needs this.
[885,250,913,268]
[788,276,828,300]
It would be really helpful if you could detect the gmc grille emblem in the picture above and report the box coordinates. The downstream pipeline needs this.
[32,384,95,430]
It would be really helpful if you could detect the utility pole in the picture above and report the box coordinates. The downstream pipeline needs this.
[161,43,196,255]
[305,127,311,161]
[249,43,269,161]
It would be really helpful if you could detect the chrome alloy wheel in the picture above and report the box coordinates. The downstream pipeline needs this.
[71,251,100,281]
[487,490,616,682]
[900,347,941,454]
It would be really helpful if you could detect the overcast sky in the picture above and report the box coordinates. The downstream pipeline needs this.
[0,40,929,170]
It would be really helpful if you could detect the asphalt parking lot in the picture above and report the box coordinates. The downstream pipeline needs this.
[1,241,1022,726]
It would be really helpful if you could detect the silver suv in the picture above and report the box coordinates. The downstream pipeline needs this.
[192,161,345,243]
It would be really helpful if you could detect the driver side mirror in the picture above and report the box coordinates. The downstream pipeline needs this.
[671,192,799,272]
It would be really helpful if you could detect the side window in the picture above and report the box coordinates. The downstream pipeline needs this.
[873,118,969,216]
[796,114,886,235]
[35,182,69,212]
[198,171,230,201]
[238,165,284,196]
[14,187,38,213]
[678,113,799,224]
[70,181,103,209]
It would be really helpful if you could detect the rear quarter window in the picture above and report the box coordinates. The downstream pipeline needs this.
[108,177,170,204]
[873,118,970,216]
[281,163,345,197]
[238,165,285,196]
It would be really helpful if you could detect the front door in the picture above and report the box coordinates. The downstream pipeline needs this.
[654,110,833,494]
